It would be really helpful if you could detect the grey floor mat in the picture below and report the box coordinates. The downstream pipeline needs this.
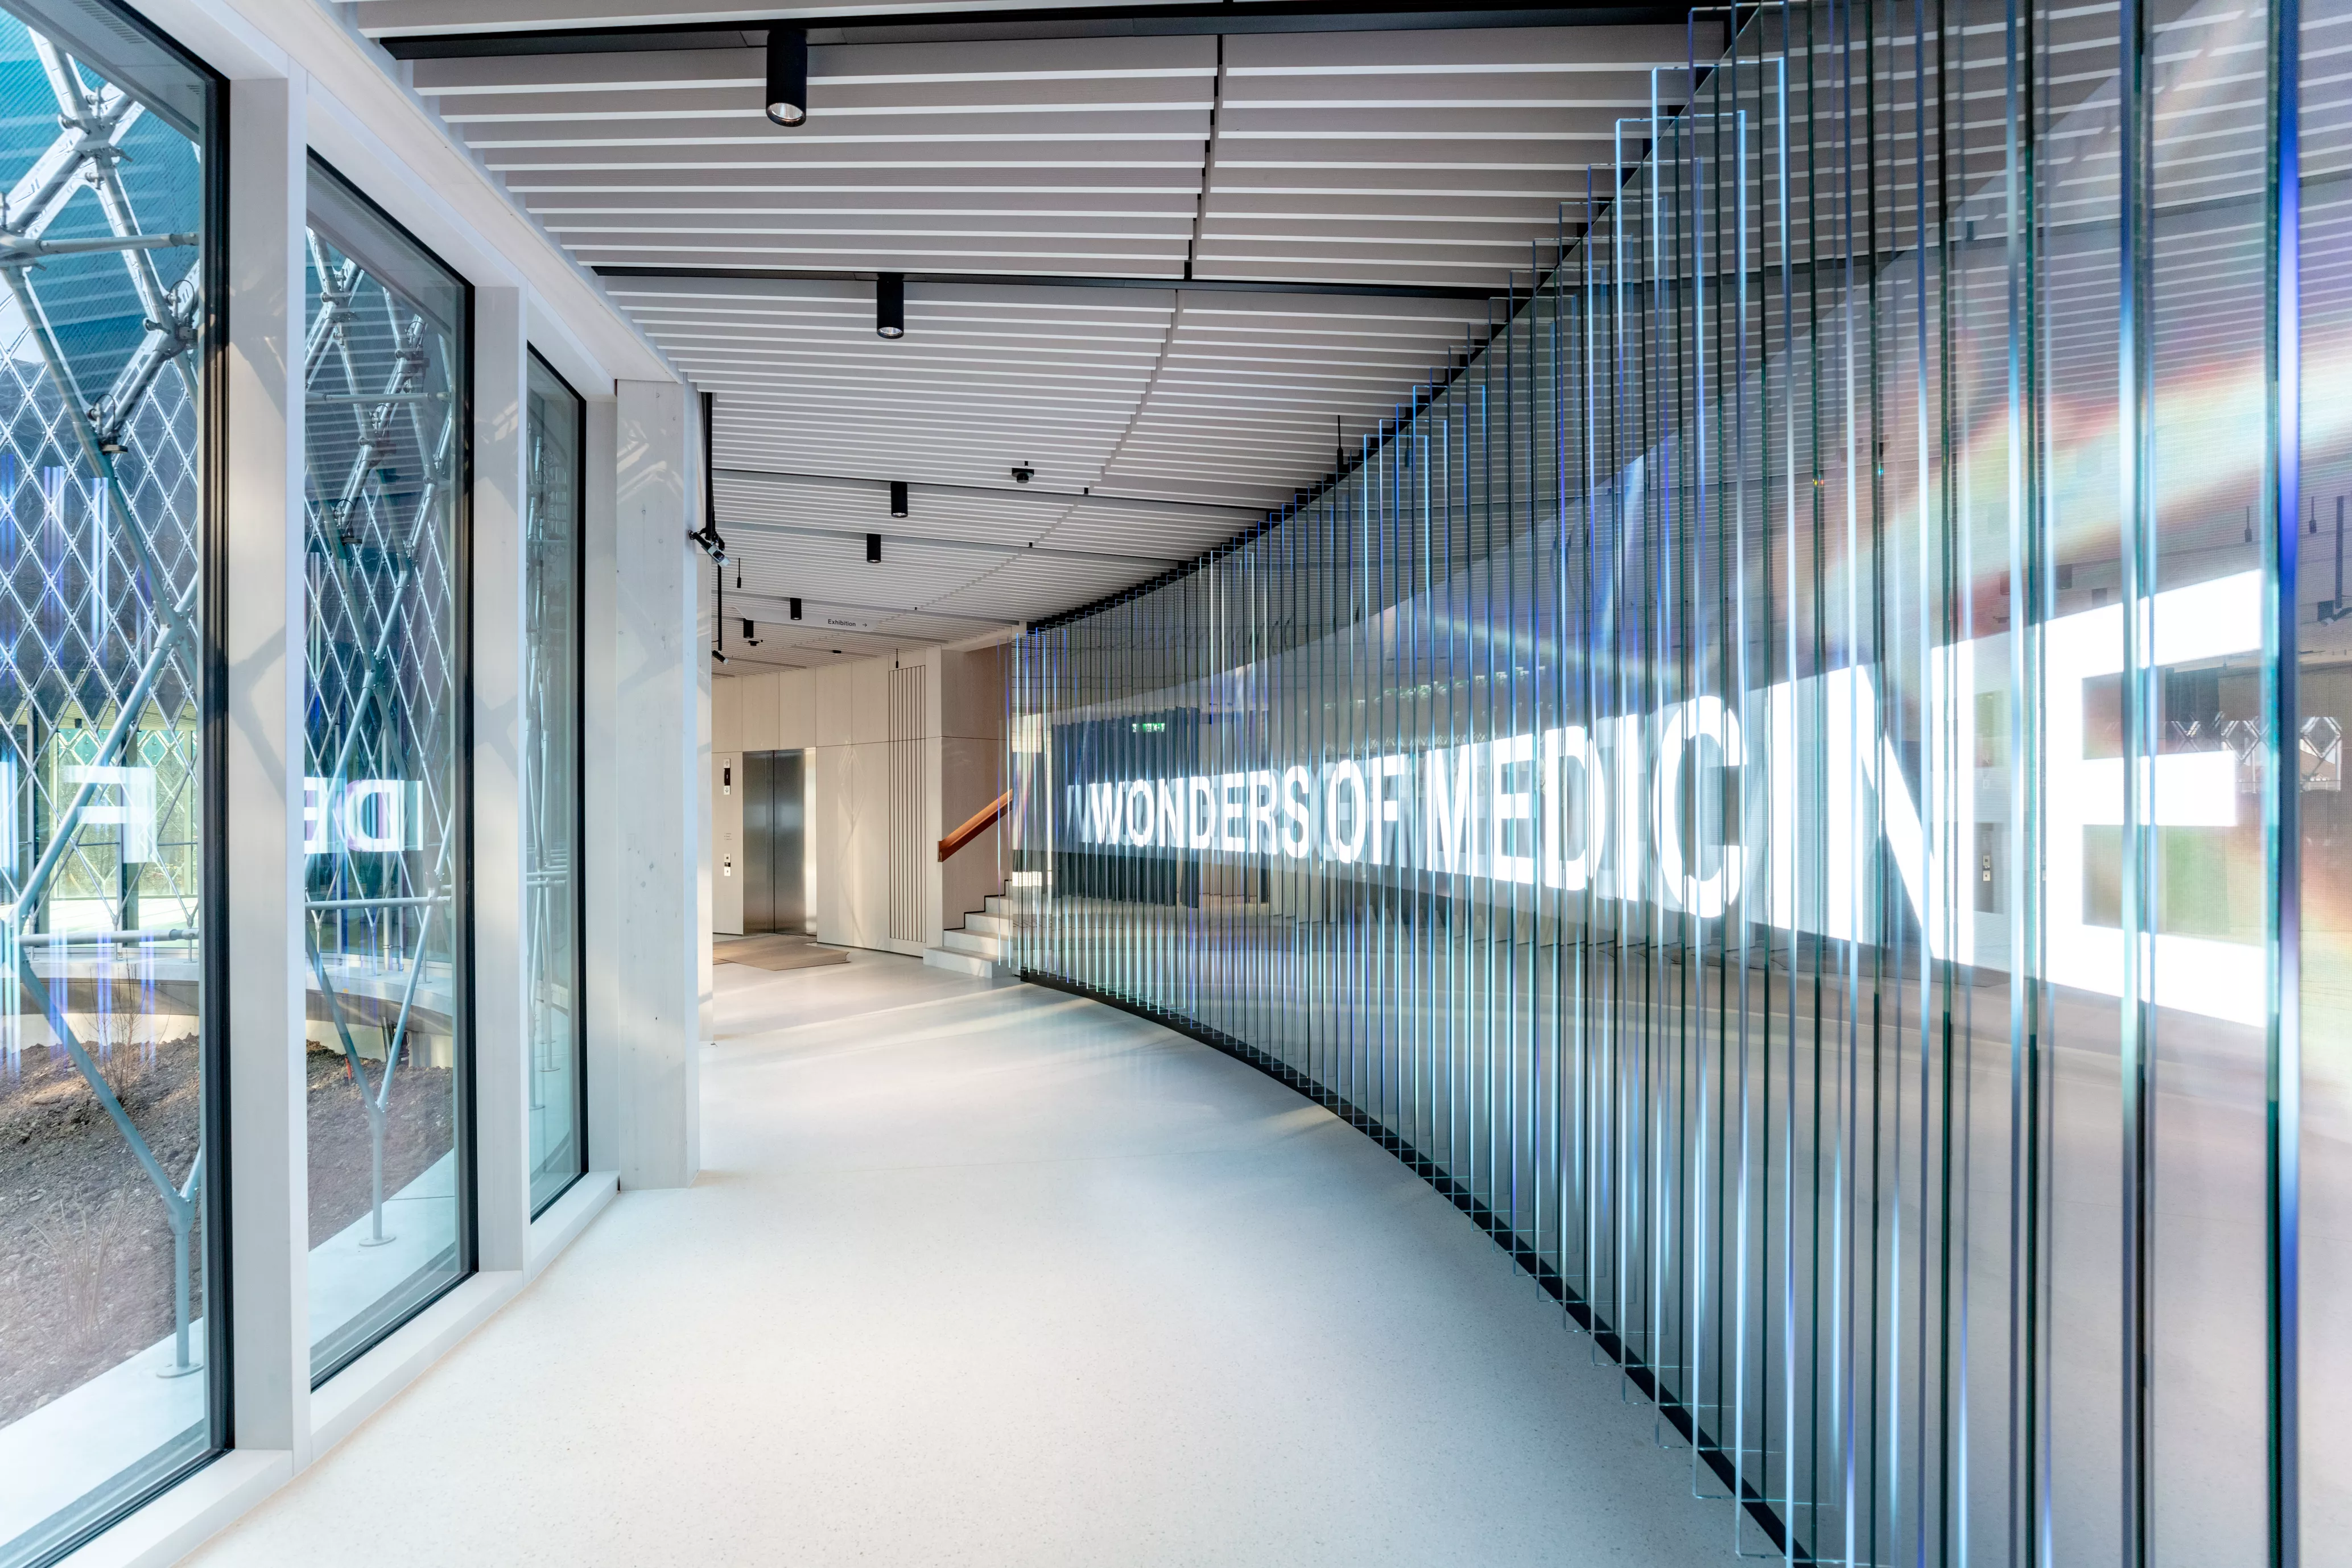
[714,934,853,971]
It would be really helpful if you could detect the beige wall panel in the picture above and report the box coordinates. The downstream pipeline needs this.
[814,663,855,748]
[738,671,782,751]
[712,750,743,935]
[851,658,890,746]
[941,644,1007,742]
[778,668,815,749]
[712,673,742,753]
[815,738,890,950]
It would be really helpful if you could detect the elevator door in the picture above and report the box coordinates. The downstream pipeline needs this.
[740,749,806,934]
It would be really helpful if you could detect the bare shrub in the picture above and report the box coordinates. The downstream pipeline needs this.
[22,1189,136,1352]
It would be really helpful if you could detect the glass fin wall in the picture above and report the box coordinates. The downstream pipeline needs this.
[1007,0,2338,1557]
[0,1,219,1562]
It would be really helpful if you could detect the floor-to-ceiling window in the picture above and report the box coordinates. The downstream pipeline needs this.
[0,3,220,1562]
[301,159,470,1385]
[523,350,582,1215]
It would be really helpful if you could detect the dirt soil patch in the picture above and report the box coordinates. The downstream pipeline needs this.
[0,1036,455,1426]
[0,1037,203,1426]
[306,1042,453,1246]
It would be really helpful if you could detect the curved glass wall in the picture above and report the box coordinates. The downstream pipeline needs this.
[302,159,470,1384]
[1008,0,2339,1557]
[523,350,582,1215]
[0,2,218,1562]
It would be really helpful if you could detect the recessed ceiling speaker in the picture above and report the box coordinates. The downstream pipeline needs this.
[876,272,905,339]
[889,480,909,518]
[765,27,808,126]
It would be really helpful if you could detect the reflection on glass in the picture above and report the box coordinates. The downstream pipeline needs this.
[0,3,217,1562]
[302,159,469,1384]
[1006,2,2334,1559]
[523,352,582,1214]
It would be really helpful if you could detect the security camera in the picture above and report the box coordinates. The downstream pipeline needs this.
[1010,465,1034,485]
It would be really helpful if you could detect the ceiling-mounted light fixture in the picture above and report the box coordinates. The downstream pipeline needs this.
[889,480,909,518]
[876,272,905,339]
[765,26,809,126]
[866,532,882,563]
[741,618,762,647]
[790,597,803,621]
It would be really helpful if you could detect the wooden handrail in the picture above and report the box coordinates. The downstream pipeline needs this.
[938,789,1012,863]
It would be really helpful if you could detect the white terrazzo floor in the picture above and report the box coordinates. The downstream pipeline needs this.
[187,952,1729,1567]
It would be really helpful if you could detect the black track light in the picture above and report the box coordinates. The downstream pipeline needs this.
[765,27,808,127]
[711,647,730,665]
[741,617,761,647]
[866,532,882,563]
[889,480,909,518]
[789,597,802,621]
[876,272,904,339]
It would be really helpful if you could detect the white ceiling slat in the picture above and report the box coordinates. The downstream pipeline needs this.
[381,14,1658,661]
[361,0,1226,37]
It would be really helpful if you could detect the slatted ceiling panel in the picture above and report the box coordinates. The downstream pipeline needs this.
[357,0,1243,35]
[732,536,997,603]
[1024,501,1248,560]
[717,469,1244,562]
[925,551,1169,622]
[376,12,1676,635]
[613,277,1178,493]
[1099,297,1491,500]
[1200,27,1686,288]
[418,37,1214,275]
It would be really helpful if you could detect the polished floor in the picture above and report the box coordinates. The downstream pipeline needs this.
[189,951,1728,1566]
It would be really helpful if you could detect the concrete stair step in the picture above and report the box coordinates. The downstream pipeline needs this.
[922,947,995,978]
[943,929,1004,960]
[964,912,1012,937]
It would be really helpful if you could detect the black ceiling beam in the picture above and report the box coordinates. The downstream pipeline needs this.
[600,264,1512,303]
[381,2,1683,59]
[716,465,1263,517]
[717,515,1187,570]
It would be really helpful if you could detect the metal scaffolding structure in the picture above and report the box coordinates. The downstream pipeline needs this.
[0,25,206,1376]
[299,207,460,1253]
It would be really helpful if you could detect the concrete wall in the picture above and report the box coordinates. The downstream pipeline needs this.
[713,643,1007,953]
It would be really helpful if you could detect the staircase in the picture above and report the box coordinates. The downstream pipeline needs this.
[923,888,1023,979]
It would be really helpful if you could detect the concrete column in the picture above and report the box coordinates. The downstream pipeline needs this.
[469,286,528,1268]
[223,68,309,1463]
[581,397,621,1177]
[601,381,699,1188]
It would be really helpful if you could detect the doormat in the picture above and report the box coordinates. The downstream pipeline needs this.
[714,933,852,971]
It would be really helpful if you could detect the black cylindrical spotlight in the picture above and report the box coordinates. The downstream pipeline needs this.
[866,532,882,562]
[789,596,803,621]
[876,272,905,339]
[889,480,909,518]
[765,27,808,126]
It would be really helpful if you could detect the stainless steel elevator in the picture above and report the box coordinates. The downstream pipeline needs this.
[739,749,807,934]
